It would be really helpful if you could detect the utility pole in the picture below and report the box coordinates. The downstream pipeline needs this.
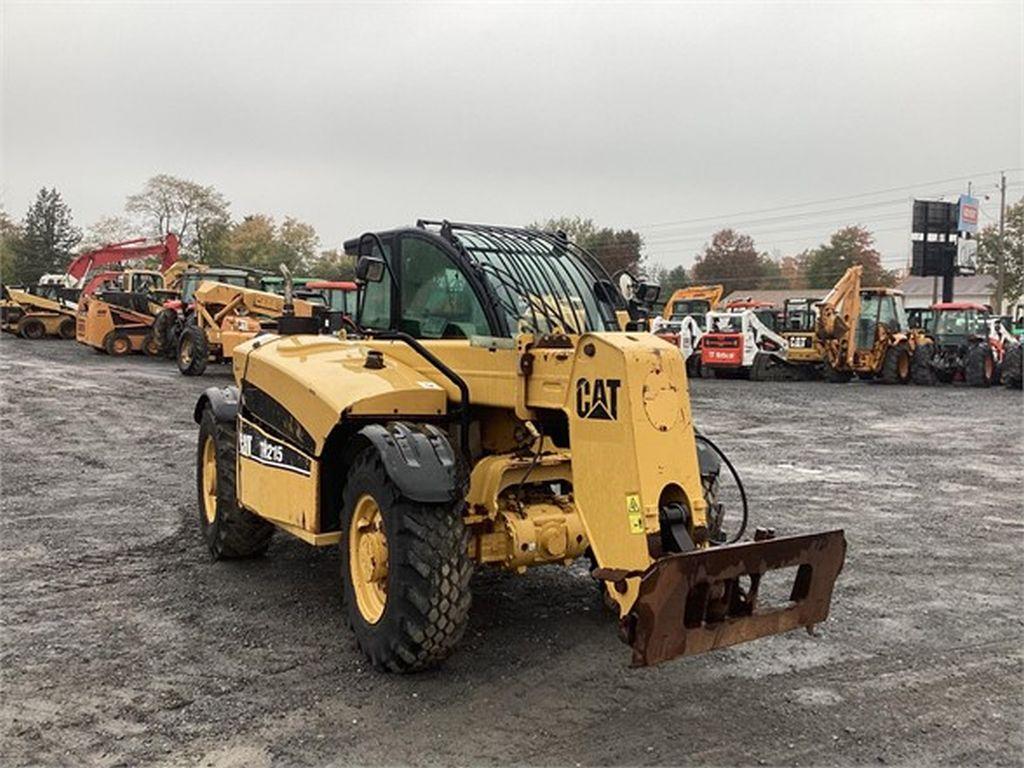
[996,171,1007,311]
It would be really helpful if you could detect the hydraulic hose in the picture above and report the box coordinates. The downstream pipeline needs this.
[694,430,749,545]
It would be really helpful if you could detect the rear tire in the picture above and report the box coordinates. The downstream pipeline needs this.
[18,318,46,340]
[340,445,472,673]
[177,325,209,376]
[58,317,76,340]
[881,343,911,385]
[1001,343,1023,389]
[196,408,274,559]
[103,330,132,356]
[911,343,937,385]
[152,308,180,358]
[965,343,994,388]
[750,352,771,382]
[142,330,161,357]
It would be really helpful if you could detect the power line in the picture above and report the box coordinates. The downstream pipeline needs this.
[638,168,1022,230]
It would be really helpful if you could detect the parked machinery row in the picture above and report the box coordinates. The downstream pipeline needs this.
[651,267,1023,389]
[1,234,358,378]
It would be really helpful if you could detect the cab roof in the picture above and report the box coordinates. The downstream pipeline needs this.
[306,280,357,291]
[931,301,991,312]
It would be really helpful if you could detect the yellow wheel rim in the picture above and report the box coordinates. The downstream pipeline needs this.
[202,436,217,524]
[349,494,389,624]
[180,338,192,366]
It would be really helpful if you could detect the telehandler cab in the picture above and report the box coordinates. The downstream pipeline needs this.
[193,221,845,672]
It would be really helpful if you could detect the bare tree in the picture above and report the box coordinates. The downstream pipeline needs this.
[126,174,230,260]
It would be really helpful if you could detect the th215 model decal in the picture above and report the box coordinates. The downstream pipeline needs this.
[575,378,621,420]
[238,420,312,476]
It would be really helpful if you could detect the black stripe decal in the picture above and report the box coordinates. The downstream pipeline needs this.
[239,418,312,477]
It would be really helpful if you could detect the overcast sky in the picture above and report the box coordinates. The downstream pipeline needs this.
[2,1,1021,270]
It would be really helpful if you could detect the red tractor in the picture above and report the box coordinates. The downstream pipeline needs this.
[910,302,1003,387]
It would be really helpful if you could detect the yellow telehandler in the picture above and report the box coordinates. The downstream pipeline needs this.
[193,222,845,672]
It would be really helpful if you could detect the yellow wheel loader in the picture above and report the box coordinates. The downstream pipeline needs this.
[177,280,318,376]
[193,222,845,672]
[0,286,77,340]
[815,265,920,384]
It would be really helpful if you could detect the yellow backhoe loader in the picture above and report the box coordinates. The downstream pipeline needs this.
[1,286,77,340]
[193,222,846,672]
[815,265,918,383]
[176,280,317,376]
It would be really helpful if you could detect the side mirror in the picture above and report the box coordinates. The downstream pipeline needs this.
[356,255,386,283]
[636,282,661,304]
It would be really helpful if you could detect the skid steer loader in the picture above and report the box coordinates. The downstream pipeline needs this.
[193,221,845,672]
[0,285,77,340]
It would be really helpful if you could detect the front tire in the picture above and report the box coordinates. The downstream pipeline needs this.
[1001,343,1023,389]
[881,343,911,384]
[340,445,472,673]
[58,317,76,340]
[178,325,210,376]
[103,330,132,356]
[965,343,994,388]
[196,408,274,559]
[911,343,937,385]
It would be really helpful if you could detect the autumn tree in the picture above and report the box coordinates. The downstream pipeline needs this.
[649,264,689,295]
[976,197,1024,306]
[223,214,320,272]
[690,229,777,295]
[80,215,136,250]
[803,226,895,289]
[0,208,25,283]
[308,248,356,280]
[530,216,645,276]
[126,174,230,260]
[10,188,82,283]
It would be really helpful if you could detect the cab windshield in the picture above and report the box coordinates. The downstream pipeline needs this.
[708,313,743,333]
[671,299,711,320]
[443,224,619,336]
[180,273,250,304]
[933,310,987,337]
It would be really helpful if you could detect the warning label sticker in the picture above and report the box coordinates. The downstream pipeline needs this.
[626,494,644,534]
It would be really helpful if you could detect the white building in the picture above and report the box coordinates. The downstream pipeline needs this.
[897,275,998,310]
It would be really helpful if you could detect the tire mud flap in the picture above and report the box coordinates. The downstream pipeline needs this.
[358,422,467,504]
[618,529,846,666]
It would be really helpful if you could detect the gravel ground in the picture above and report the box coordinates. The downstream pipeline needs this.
[1,337,1022,767]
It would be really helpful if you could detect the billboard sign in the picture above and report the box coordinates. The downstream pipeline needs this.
[957,195,979,234]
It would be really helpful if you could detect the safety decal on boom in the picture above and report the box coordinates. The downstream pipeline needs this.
[238,419,312,476]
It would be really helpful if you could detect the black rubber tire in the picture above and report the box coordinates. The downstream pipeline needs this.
[965,343,994,388]
[880,343,911,385]
[58,317,76,340]
[103,330,132,356]
[911,343,938,386]
[18,318,46,340]
[152,308,180,357]
[142,330,161,357]
[749,352,770,382]
[685,355,702,380]
[823,361,852,383]
[177,325,209,376]
[196,408,274,559]
[1001,343,1023,389]
[340,445,472,673]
